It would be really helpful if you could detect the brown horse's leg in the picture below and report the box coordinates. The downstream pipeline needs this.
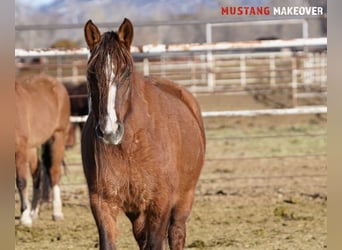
[131,202,171,250]
[90,193,120,250]
[126,212,148,249]
[28,148,41,219]
[146,209,171,250]
[15,150,32,227]
[47,131,65,221]
[168,192,195,250]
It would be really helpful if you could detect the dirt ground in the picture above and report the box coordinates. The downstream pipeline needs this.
[15,93,327,250]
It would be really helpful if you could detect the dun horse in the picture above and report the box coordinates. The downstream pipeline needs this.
[81,18,205,249]
[15,74,70,227]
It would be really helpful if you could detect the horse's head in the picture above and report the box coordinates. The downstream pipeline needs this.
[84,18,134,145]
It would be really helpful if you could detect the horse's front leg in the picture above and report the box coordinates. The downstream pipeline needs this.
[129,204,171,250]
[90,193,120,250]
[126,212,148,249]
[15,150,32,227]
[28,148,41,219]
[168,191,196,250]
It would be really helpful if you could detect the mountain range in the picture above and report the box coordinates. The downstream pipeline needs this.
[15,0,326,49]
[16,0,219,25]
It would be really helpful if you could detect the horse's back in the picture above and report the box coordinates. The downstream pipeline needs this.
[15,74,70,148]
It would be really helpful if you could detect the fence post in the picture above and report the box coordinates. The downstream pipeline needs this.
[291,57,298,107]
[143,58,149,76]
[207,53,215,91]
[240,54,246,88]
[189,55,196,87]
[303,53,313,90]
[320,52,326,88]
[72,61,78,84]
[269,54,276,87]
[56,56,62,79]
[161,55,166,77]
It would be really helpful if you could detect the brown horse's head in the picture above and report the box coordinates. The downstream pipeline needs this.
[84,18,134,145]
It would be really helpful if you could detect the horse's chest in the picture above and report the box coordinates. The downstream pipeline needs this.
[101,129,172,211]
[104,165,152,212]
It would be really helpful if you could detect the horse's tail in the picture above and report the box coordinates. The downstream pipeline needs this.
[41,141,52,202]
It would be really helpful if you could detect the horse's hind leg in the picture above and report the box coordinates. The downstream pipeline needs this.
[28,148,42,219]
[168,192,195,250]
[44,132,65,221]
[15,150,32,227]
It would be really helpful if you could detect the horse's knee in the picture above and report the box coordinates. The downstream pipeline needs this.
[49,167,61,186]
[16,176,27,191]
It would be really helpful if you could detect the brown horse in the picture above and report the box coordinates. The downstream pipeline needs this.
[64,81,89,148]
[15,74,70,227]
[81,18,205,249]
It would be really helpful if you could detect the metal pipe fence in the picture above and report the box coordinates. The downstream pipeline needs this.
[15,38,327,105]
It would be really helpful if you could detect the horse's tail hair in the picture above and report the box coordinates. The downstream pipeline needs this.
[41,141,52,202]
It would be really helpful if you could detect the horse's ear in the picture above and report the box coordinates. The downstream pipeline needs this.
[84,20,101,50]
[118,18,134,51]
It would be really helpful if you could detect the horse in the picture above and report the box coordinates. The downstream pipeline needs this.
[81,18,206,249]
[64,81,88,148]
[15,74,71,227]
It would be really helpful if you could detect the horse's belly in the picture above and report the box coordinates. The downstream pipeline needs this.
[27,128,55,148]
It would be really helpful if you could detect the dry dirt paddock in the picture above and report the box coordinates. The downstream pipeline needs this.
[15,93,327,250]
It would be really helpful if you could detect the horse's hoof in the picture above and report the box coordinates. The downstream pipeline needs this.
[52,213,64,221]
[20,217,32,227]
[30,211,39,220]
[20,210,33,227]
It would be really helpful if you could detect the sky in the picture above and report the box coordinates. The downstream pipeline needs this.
[17,0,55,8]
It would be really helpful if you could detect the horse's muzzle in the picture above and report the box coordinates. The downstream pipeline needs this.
[95,123,124,145]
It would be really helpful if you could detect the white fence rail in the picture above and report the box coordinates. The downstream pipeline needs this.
[15,38,327,109]
[70,106,327,123]
[15,39,327,89]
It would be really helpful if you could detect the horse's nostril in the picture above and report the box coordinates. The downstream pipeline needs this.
[95,125,104,138]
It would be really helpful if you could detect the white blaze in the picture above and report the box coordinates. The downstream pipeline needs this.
[104,54,119,133]
[105,83,119,133]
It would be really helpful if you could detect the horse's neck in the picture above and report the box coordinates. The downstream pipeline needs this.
[125,73,149,123]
